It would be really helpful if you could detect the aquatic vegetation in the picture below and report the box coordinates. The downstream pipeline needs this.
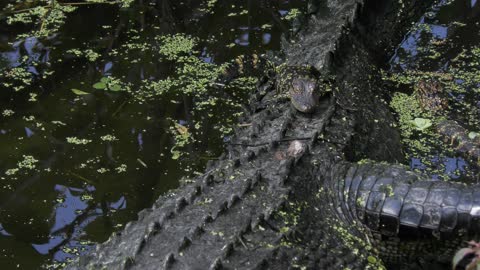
[71,88,90,95]
[2,109,15,117]
[386,0,480,181]
[4,155,38,176]
[129,33,256,159]
[0,1,306,268]
[2,0,133,38]
[100,134,117,142]
[66,49,100,62]
[1,66,34,91]
[136,34,224,100]
[156,34,197,61]
[199,0,219,14]
[66,137,92,145]
[389,92,437,154]
[114,164,127,173]
[284,8,301,21]
[4,0,77,39]
[411,117,432,131]
[469,132,479,140]
[92,76,128,92]
[170,123,193,160]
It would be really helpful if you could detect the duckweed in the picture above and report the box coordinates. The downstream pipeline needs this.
[66,137,93,145]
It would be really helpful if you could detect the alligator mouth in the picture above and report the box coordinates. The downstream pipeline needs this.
[296,92,332,114]
[297,103,317,114]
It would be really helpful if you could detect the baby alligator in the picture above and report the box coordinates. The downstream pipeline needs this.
[219,54,328,113]
[414,78,449,114]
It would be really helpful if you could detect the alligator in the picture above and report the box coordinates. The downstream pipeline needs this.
[67,0,480,269]
[437,120,480,164]
[414,79,449,114]
[219,54,327,113]
[412,77,479,164]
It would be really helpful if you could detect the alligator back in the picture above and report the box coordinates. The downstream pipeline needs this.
[67,85,376,269]
[219,54,276,84]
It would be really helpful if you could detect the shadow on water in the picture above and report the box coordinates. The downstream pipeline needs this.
[0,0,306,268]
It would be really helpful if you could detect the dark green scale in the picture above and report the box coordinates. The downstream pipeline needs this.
[220,55,328,113]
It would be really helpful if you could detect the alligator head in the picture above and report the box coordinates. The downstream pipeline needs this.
[290,76,321,113]
[277,65,326,113]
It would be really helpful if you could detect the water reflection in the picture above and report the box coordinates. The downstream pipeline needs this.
[30,184,126,261]
[391,0,480,72]
[389,0,480,181]
[1,37,49,70]
[0,0,307,268]
[0,223,12,236]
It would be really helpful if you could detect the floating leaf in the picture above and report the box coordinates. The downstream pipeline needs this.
[468,132,479,140]
[71,88,90,95]
[110,84,122,91]
[171,150,181,160]
[411,118,432,131]
[175,123,189,135]
[367,256,377,264]
[93,82,107,89]
[100,77,110,83]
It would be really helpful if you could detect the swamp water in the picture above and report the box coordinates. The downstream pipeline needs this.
[1,0,479,269]
[388,0,480,183]
[0,1,306,268]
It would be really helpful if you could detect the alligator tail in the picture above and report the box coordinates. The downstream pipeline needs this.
[330,162,480,264]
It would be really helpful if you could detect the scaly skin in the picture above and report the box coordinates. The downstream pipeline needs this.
[330,161,480,266]
[66,0,480,269]
[437,120,480,164]
[414,79,449,113]
[221,56,326,113]
[413,80,480,163]
[276,64,326,113]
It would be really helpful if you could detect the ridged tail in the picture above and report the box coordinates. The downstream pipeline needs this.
[331,162,480,238]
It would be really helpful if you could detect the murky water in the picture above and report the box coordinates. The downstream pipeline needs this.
[2,0,479,268]
[389,0,480,181]
[0,1,306,268]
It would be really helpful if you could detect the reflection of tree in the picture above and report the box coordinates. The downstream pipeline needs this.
[0,1,302,268]
[190,0,291,64]
[0,54,7,69]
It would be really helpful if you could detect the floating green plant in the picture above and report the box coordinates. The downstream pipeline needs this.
[411,118,432,131]
[92,77,127,92]
[71,89,90,95]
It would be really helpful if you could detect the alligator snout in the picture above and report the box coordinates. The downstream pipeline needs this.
[290,77,321,113]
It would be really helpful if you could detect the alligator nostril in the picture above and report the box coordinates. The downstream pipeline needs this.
[300,105,315,113]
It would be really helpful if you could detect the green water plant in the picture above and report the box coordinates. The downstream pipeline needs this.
[2,0,134,39]
[411,118,432,131]
[93,76,127,92]
[71,88,90,95]
[468,132,479,140]
[170,122,193,160]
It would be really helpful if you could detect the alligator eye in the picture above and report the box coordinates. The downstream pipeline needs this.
[292,80,302,89]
